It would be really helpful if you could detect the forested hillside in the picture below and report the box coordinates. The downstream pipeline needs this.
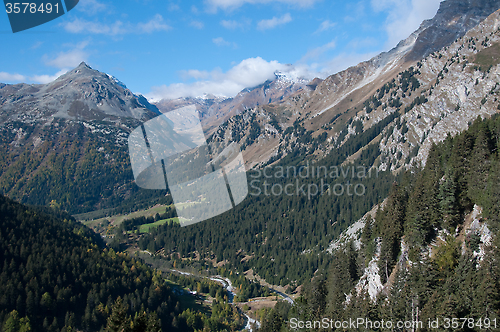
[259,115,500,331]
[0,195,241,332]
[135,114,399,287]
[0,118,167,214]
[0,63,165,215]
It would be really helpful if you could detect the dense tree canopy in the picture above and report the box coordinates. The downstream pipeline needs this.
[0,194,242,332]
[258,114,500,331]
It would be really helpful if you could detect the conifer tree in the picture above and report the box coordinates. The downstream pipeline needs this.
[438,167,459,230]
[468,127,492,205]
[2,310,32,332]
[105,297,131,332]
[450,131,474,212]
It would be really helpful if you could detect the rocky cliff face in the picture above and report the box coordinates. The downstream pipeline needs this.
[295,0,500,123]
[380,9,500,171]
[207,0,500,170]
[406,0,500,61]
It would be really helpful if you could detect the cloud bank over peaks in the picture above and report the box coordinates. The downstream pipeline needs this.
[0,72,26,83]
[146,57,316,102]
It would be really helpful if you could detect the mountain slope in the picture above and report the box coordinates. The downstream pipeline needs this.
[0,62,159,124]
[154,70,312,134]
[2,0,498,214]
[126,0,500,291]
[208,0,500,169]
[0,194,180,331]
[380,8,500,171]
[406,0,500,61]
[0,63,165,214]
[259,112,500,332]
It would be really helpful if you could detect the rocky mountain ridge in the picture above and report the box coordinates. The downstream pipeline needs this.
[0,62,163,213]
[406,0,500,61]
[154,70,312,134]
[378,9,500,171]
[0,62,159,127]
[1,0,500,213]
[208,0,500,170]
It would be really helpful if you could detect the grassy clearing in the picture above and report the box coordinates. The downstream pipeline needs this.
[474,42,500,71]
[79,201,194,234]
[80,204,172,227]
[139,218,180,233]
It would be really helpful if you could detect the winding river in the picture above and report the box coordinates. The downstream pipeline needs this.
[172,270,262,331]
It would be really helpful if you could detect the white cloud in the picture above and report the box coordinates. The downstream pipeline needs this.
[31,41,43,50]
[0,72,26,83]
[296,41,382,80]
[212,37,237,48]
[371,0,442,48]
[44,41,89,69]
[221,20,238,29]
[315,20,336,33]
[257,13,292,31]
[346,37,378,50]
[190,20,205,29]
[137,14,171,33]
[45,49,88,69]
[1,44,86,84]
[77,0,107,14]
[213,37,229,46]
[62,15,171,36]
[30,69,69,84]
[221,19,251,29]
[168,3,181,11]
[321,51,379,76]
[226,58,289,86]
[179,69,213,80]
[147,57,301,100]
[205,0,320,11]
[344,1,366,23]
[63,18,127,35]
[145,50,382,101]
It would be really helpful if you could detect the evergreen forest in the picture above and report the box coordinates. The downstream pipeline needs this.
[0,195,245,332]
[258,115,500,331]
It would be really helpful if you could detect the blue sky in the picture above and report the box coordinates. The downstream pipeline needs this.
[0,0,442,101]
